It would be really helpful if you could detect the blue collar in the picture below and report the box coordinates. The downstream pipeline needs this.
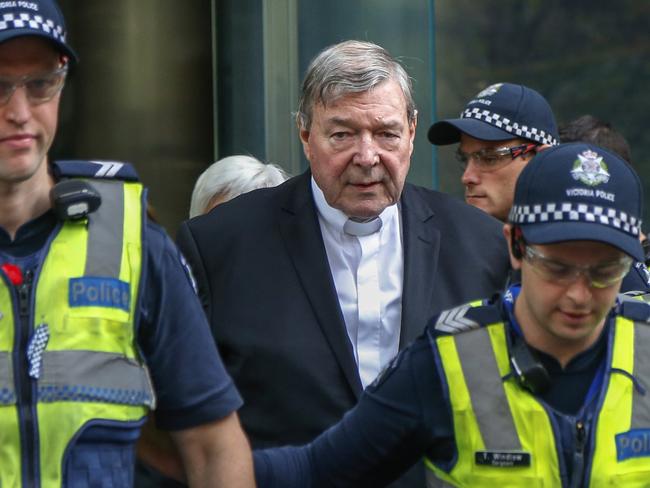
[502,284,523,337]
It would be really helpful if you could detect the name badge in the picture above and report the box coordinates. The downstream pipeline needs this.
[475,451,531,467]
[69,277,130,311]
[616,429,650,461]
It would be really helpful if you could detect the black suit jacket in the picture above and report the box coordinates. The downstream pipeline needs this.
[176,171,510,484]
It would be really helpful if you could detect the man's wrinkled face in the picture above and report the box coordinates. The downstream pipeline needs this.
[300,80,416,219]
[0,37,62,186]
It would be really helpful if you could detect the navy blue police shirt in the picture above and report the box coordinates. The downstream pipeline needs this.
[254,292,611,487]
[0,208,242,430]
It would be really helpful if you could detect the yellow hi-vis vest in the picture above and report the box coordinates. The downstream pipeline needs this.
[424,306,650,487]
[0,178,155,487]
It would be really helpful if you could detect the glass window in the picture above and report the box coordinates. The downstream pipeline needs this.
[435,0,649,216]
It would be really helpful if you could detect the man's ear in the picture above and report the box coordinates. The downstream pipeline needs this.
[404,110,417,158]
[298,121,312,161]
[504,224,523,269]
[409,110,418,138]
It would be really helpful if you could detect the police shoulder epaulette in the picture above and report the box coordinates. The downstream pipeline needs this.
[617,293,650,323]
[52,160,140,182]
[433,300,502,334]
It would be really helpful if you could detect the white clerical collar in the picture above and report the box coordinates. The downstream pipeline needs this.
[310,176,397,235]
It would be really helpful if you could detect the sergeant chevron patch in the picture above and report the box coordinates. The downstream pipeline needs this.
[435,305,480,334]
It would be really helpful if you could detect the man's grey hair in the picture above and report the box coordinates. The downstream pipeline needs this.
[296,40,417,131]
[189,155,290,218]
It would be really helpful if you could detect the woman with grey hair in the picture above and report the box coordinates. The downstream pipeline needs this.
[189,155,290,217]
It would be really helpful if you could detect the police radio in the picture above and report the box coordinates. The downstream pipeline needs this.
[50,180,102,221]
[510,337,551,394]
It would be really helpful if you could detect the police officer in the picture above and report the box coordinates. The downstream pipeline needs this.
[428,82,558,222]
[0,1,253,486]
[428,82,649,293]
[255,142,650,487]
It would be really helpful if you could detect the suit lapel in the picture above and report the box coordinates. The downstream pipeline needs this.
[278,172,363,397]
[399,184,441,347]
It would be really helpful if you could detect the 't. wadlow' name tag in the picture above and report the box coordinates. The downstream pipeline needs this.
[475,451,531,467]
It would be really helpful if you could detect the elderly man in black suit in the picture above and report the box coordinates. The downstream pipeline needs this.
[176,40,510,487]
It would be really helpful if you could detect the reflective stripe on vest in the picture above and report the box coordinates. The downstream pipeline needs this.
[632,322,650,427]
[38,350,153,405]
[0,272,16,406]
[426,317,650,487]
[0,351,15,404]
[454,327,521,451]
[85,179,125,278]
[0,178,153,487]
[0,270,20,487]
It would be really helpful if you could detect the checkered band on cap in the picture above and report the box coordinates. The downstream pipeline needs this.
[509,202,642,237]
[461,107,558,146]
[0,12,66,42]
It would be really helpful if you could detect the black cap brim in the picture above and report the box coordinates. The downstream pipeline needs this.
[428,118,516,145]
